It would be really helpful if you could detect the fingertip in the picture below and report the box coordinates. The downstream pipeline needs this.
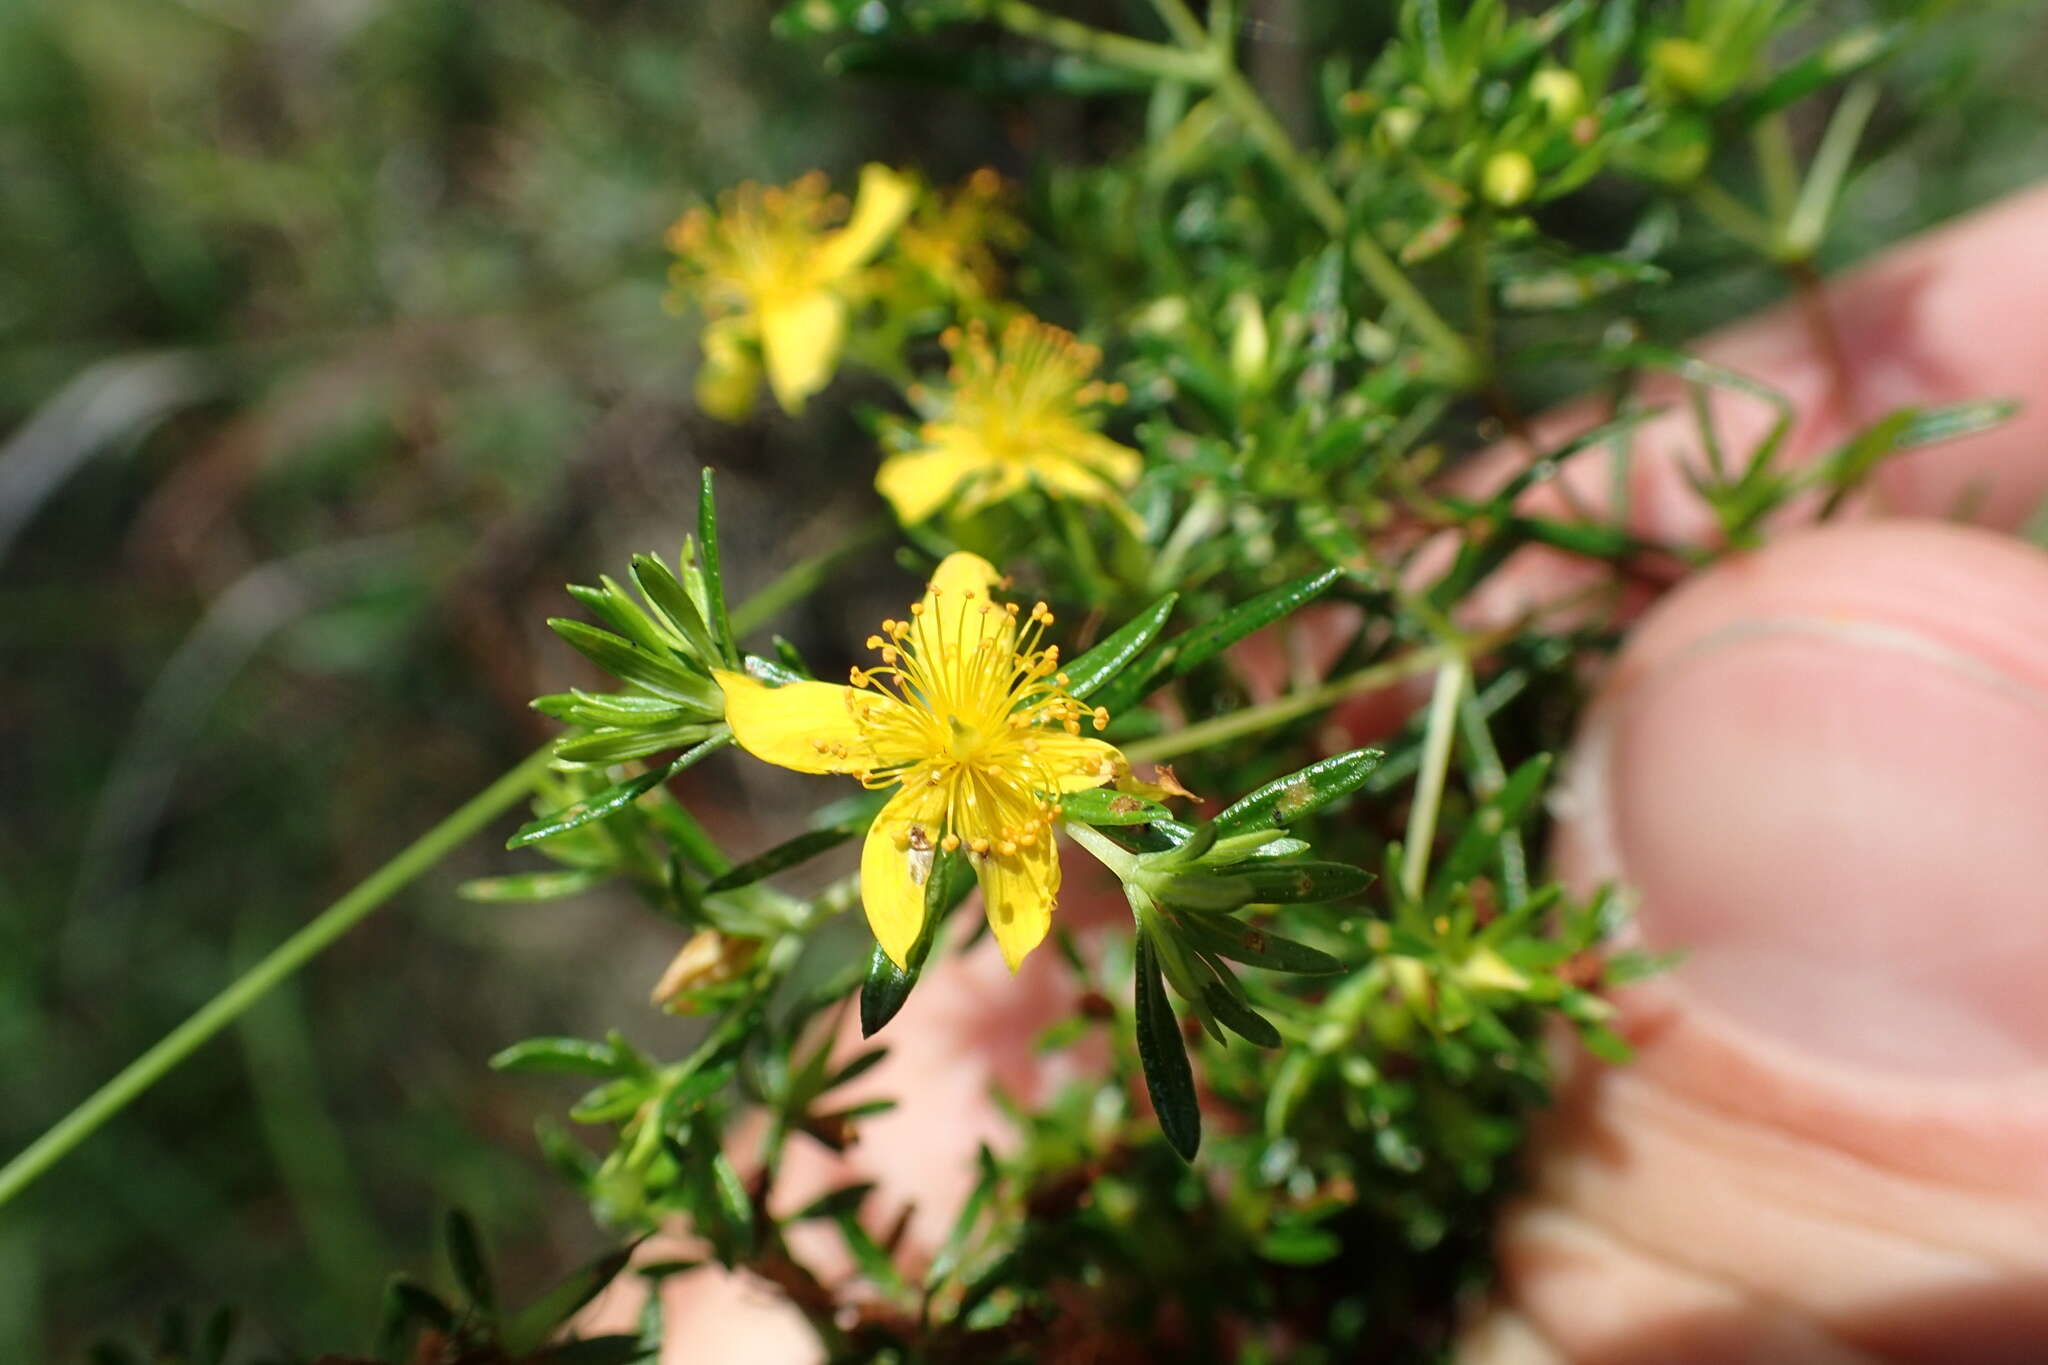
[1557,519,2048,1078]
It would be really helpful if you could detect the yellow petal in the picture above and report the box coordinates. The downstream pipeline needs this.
[978,834,1059,971]
[693,319,762,422]
[862,782,949,968]
[917,549,1014,665]
[1027,456,1146,535]
[875,448,995,523]
[814,163,915,282]
[1029,731,1124,792]
[1065,432,1143,484]
[927,549,1001,600]
[714,669,878,774]
[951,462,1030,516]
[758,289,847,413]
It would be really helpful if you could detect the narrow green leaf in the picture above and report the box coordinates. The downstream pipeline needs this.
[1062,592,1177,699]
[1093,568,1342,712]
[1058,788,1170,826]
[925,1145,999,1289]
[1887,398,2018,450]
[506,735,729,850]
[790,1182,876,1223]
[1175,915,1345,975]
[1739,23,1902,121]
[1149,869,1255,911]
[742,653,808,687]
[445,1209,495,1313]
[553,723,718,765]
[1257,1223,1342,1265]
[1201,828,1312,863]
[832,1210,911,1298]
[1134,933,1201,1159]
[1228,859,1374,904]
[1432,753,1553,897]
[631,552,717,664]
[562,691,697,727]
[1149,819,1217,869]
[488,1036,623,1076]
[459,868,613,904]
[703,820,863,893]
[548,619,721,711]
[1298,500,1379,581]
[1214,748,1384,832]
[709,1149,755,1245]
[569,1076,645,1124]
[698,468,739,666]
[499,1252,634,1358]
[859,850,972,1037]
[1200,977,1281,1048]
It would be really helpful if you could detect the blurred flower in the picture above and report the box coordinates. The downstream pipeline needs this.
[894,167,1024,304]
[714,552,1123,970]
[666,164,914,417]
[876,316,1140,525]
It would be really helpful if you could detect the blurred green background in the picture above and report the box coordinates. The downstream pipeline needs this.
[3,0,2045,1358]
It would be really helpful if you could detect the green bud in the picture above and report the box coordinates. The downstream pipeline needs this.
[1377,106,1422,151]
[1529,67,1584,122]
[1226,291,1269,388]
[1456,946,1530,994]
[1481,150,1536,208]
[1650,38,1715,99]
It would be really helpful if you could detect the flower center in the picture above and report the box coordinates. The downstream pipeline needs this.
[848,580,1112,857]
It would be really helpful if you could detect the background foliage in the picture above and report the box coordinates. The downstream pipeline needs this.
[3,0,2047,1359]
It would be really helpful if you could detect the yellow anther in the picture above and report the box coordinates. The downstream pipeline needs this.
[941,833,961,851]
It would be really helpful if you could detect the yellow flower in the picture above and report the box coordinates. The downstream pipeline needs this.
[713,553,1123,971]
[894,167,1023,303]
[876,316,1141,525]
[667,164,914,417]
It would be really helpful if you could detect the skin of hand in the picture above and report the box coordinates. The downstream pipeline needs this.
[594,183,2048,1362]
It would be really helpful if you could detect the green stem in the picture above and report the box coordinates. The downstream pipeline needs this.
[1061,820,1139,879]
[1753,113,1801,231]
[986,0,1216,83]
[1784,79,1879,259]
[1001,0,1471,383]
[1687,177,1780,257]
[1207,62,1476,382]
[0,745,555,1211]
[1454,688,1526,911]
[1145,0,1210,48]
[1400,655,1468,903]
[1123,628,1506,763]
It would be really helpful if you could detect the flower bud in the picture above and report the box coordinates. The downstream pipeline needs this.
[1226,291,1269,388]
[1650,37,1715,99]
[1377,106,1423,151]
[1456,946,1531,994]
[1481,150,1536,208]
[1529,67,1584,122]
